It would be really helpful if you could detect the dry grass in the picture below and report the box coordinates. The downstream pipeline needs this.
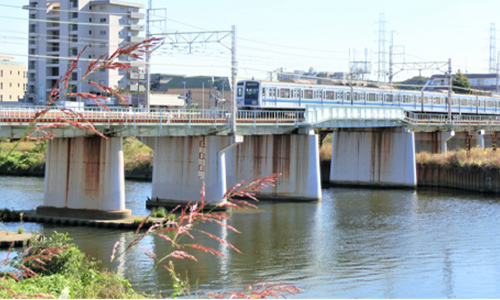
[416,147,500,169]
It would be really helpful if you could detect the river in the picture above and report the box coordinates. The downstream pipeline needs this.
[1,175,500,298]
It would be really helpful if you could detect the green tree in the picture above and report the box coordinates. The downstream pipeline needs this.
[452,70,471,94]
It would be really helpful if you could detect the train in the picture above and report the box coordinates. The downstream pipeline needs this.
[236,80,500,115]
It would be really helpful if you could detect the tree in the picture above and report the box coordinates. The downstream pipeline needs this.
[452,70,470,94]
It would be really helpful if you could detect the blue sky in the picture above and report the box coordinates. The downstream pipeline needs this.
[1,0,499,81]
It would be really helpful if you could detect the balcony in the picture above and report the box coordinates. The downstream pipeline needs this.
[129,83,145,92]
[129,72,145,80]
[22,3,38,10]
[128,36,143,43]
[129,60,145,67]
[129,12,144,19]
[128,24,144,31]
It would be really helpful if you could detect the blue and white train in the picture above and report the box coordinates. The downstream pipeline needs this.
[236,80,500,115]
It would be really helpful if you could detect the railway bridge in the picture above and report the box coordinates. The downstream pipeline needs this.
[0,105,496,219]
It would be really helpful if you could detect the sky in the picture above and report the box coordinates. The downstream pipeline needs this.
[1,0,500,82]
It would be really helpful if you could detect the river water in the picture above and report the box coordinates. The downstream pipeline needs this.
[1,175,500,298]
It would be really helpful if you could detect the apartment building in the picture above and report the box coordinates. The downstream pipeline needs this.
[23,0,145,105]
[0,56,28,102]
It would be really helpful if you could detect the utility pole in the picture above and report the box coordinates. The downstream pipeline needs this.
[153,28,237,133]
[230,25,237,135]
[144,1,166,108]
[448,58,452,122]
[145,0,151,108]
[497,51,499,94]
[389,30,394,86]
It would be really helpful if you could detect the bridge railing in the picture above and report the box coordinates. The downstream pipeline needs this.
[405,111,500,126]
[0,106,304,124]
[305,105,405,124]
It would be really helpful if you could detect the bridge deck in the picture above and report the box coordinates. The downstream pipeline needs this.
[1,105,500,138]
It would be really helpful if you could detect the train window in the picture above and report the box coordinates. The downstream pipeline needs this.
[403,95,409,103]
[359,93,365,100]
[326,91,335,100]
[386,94,393,102]
[304,89,313,99]
[378,94,383,102]
[337,91,343,100]
[292,89,300,98]
[487,100,493,107]
[368,93,376,102]
[461,98,467,106]
[433,97,441,104]
[279,88,290,98]
[424,96,430,104]
[353,92,358,100]
[345,92,350,100]
[417,96,422,104]
[237,87,243,97]
[452,99,459,105]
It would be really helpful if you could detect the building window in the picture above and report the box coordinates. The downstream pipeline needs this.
[9,83,12,87]
[9,95,12,100]
[100,18,106,22]
[89,18,92,22]
[100,30,106,35]
[1,70,2,77]
[89,30,92,35]
[1,82,3,89]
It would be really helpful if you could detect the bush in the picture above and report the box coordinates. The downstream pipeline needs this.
[2,232,146,299]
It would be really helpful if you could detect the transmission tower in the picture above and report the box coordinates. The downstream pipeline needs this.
[377,13,387,84]
[490,23,496,73]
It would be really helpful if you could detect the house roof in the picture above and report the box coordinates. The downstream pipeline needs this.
[154,76,231,92]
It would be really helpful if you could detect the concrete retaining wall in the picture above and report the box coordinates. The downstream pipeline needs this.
[417,164,500,192]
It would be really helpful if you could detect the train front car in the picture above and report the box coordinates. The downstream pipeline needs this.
[236,80,261,110]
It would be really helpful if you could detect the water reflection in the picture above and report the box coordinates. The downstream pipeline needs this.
[2,177,500,297]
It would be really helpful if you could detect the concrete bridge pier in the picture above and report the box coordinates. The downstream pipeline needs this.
[330,127,416,188]
[39,136,130,219]
[415,131,455,153]
[147,133,321,208]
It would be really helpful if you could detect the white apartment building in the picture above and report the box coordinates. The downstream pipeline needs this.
[24,0,145,105]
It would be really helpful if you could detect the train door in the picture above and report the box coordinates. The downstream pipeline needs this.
[336,91,343,105]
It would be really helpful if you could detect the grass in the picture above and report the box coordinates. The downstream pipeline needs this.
[416,147,500,169]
